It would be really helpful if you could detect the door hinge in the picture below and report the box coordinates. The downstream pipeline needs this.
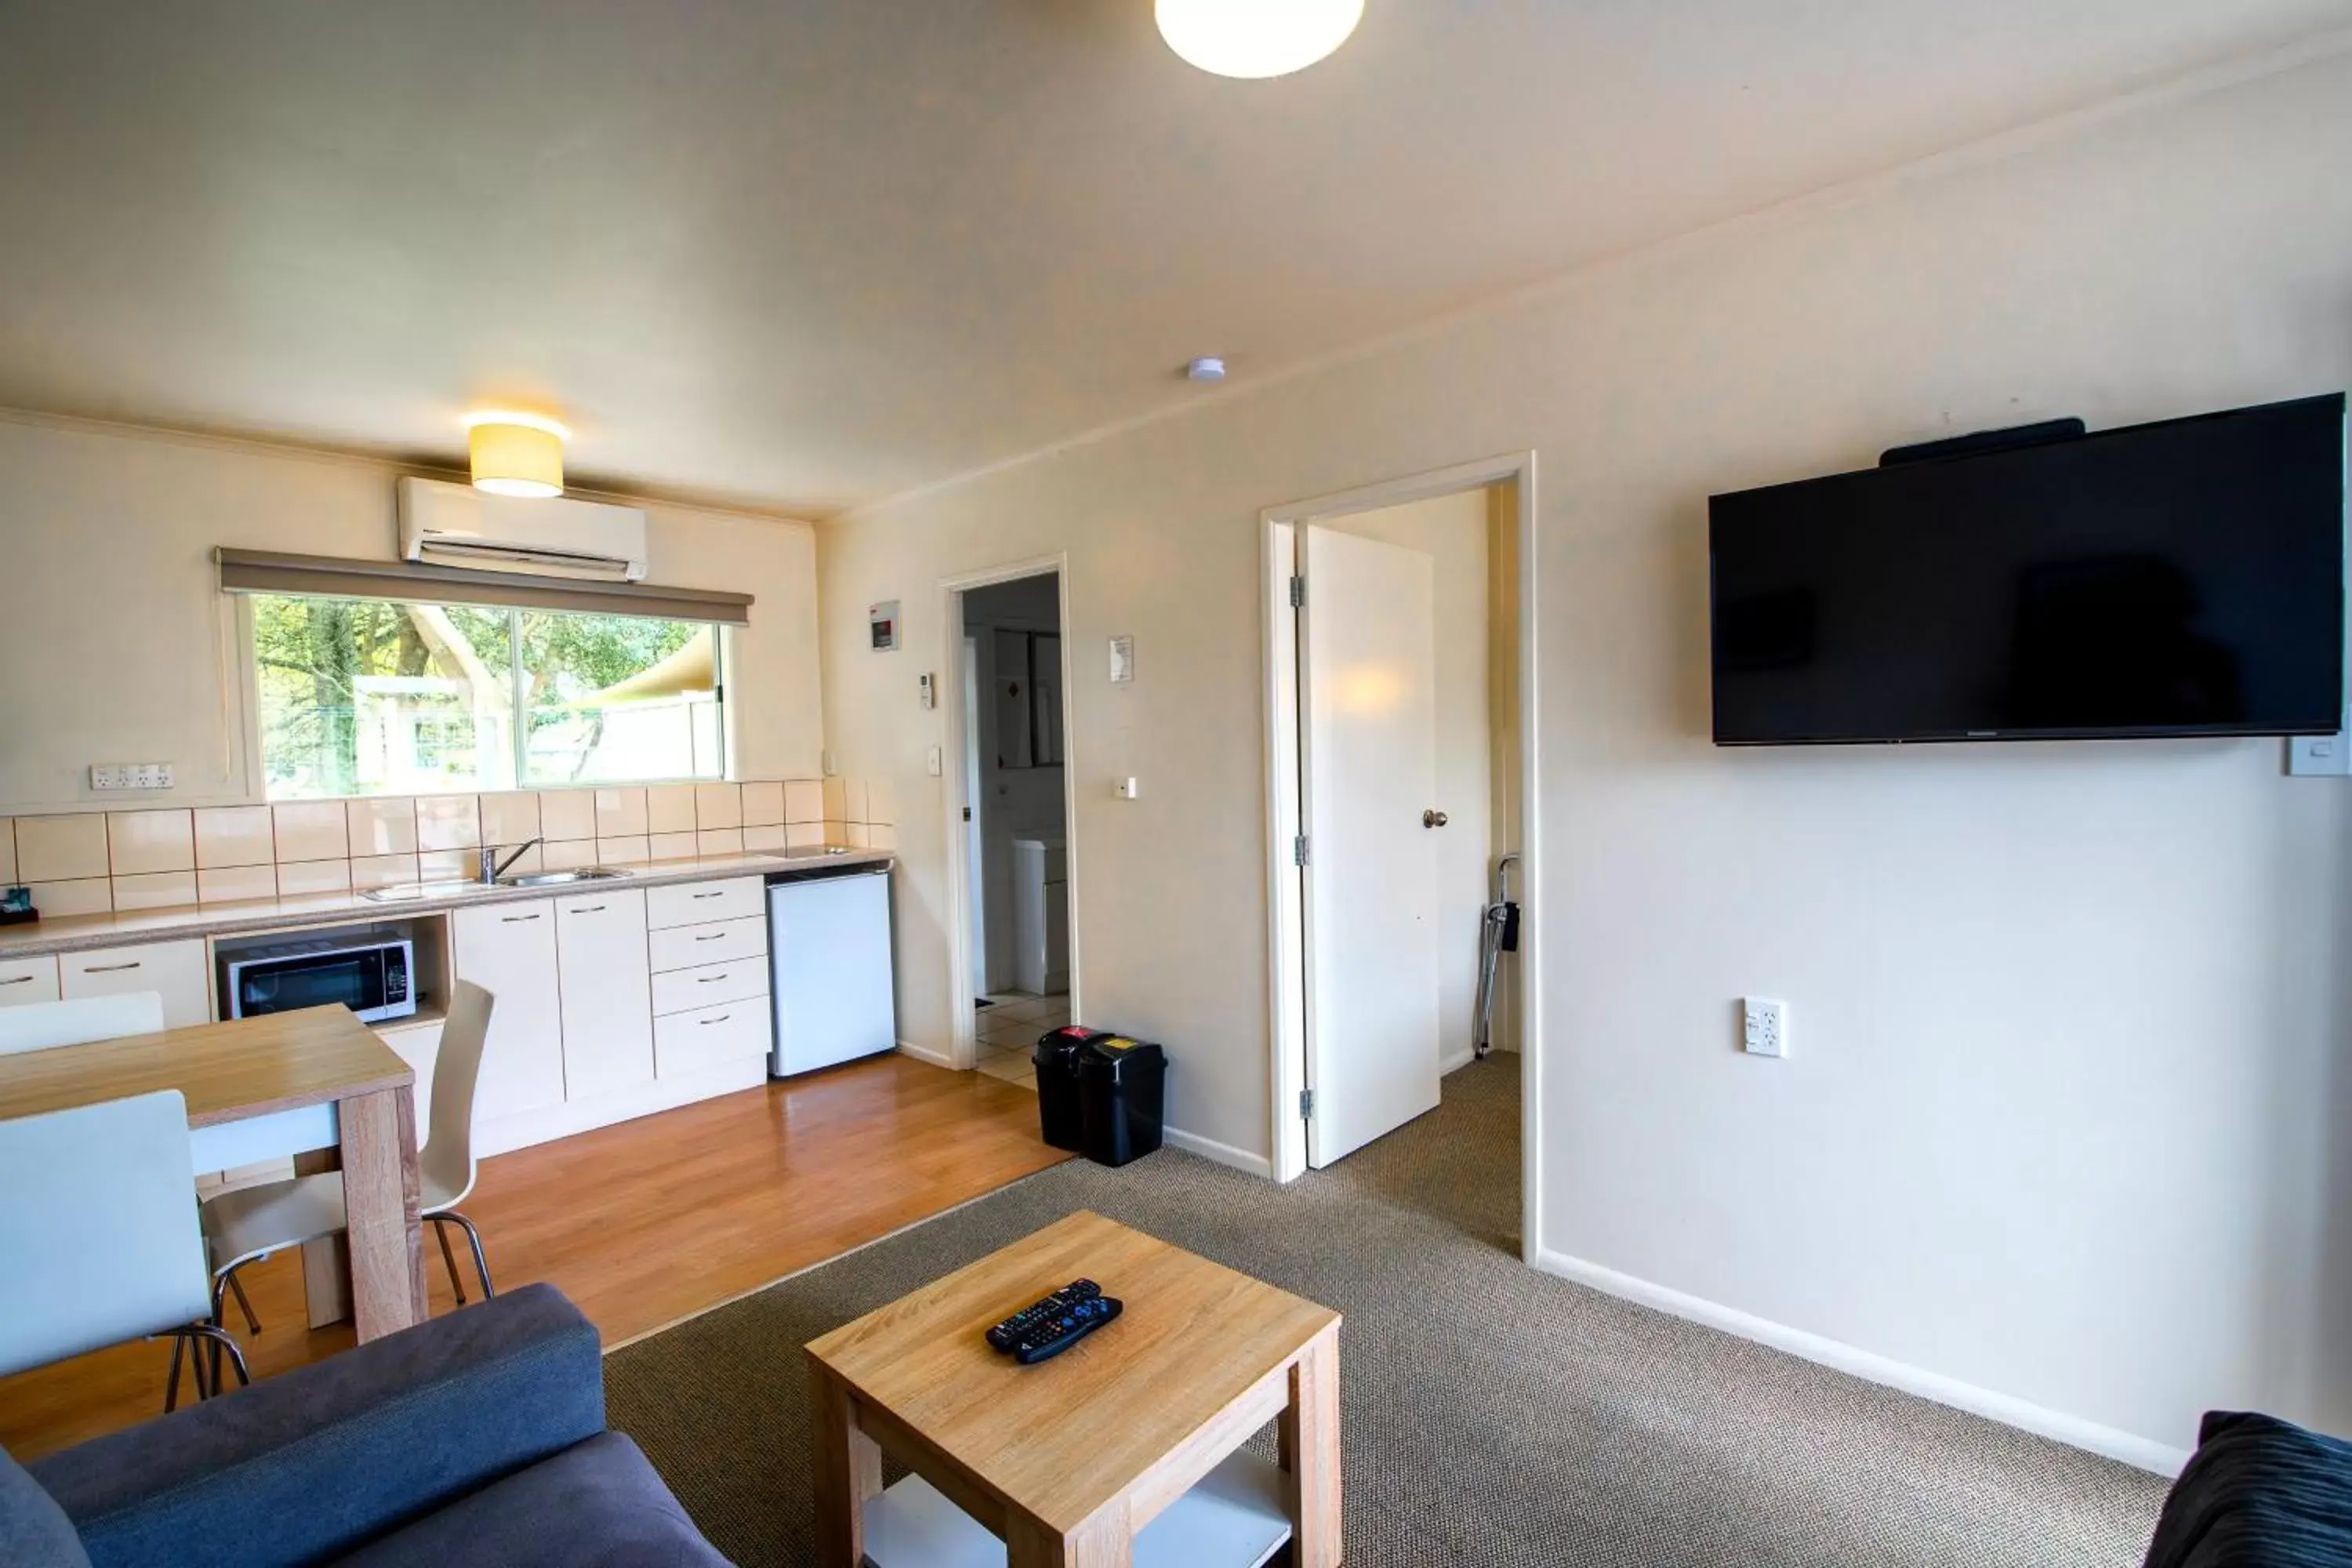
[1299,1087,1315,1120]
[1288,575,1305,608]
[1292,834,1308,867]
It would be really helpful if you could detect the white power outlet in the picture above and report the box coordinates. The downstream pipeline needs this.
[90,762,175,792]
[1742,997,1789,1058]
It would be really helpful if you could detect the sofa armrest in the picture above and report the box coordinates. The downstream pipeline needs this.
[29,1283,605,1568]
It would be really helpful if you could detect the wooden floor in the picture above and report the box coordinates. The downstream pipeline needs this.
[0,1053,1064,1461]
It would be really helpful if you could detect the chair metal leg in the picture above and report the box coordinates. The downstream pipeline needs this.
[164,1331,187,1414]
[430,1215,467,1305]
[226,1270,262,1336]
[196,1323,250,1390]
[438,1210,495,1299]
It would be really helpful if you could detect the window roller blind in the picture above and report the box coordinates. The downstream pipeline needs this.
[215,547,753,626]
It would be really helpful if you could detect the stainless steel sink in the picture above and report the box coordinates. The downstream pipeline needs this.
[358,879,492,903]
[495,867,633,888]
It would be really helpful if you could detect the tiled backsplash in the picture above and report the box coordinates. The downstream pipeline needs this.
[0,779,898,918]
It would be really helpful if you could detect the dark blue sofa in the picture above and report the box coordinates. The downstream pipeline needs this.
[2143,1412,2352,1568]
[0,1283,728,1568]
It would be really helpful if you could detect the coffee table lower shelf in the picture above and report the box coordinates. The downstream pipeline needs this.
[861,1448,1291,1568]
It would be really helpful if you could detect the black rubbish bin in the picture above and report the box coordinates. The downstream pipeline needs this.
[1075,1036,1167,1167]
[1033,1027,1102,1152]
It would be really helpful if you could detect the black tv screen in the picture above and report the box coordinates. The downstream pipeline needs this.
[1709,394,2347,745]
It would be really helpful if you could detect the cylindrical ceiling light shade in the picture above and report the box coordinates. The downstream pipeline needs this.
[464,412,568,498]
[1156,0,1364,79]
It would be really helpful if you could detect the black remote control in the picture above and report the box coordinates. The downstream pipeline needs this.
[985,1279,1102,1352]
[1013,1294,1122,1365]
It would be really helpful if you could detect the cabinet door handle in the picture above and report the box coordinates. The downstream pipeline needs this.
[502,913,542,924]
[0,975,32,985]
[699,1014,731,1025]
[697,972,728,983]
[695,932,727,942]
[691,891,724,900]
[570,905,607,914]
[82,960,143,973]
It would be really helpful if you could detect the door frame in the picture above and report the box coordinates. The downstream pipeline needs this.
[940,555,1080,1072]
[1261,452,1542,1263]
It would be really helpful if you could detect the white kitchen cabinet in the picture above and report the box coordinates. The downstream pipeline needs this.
[0,955,61,1007]
[60,938,210,1028]
[648,914,768,975]
[653,996,772,1080]
[646,877,764,931]
[453,900,566,1120]
[555,887,655,1101]
[650,956,768,1017]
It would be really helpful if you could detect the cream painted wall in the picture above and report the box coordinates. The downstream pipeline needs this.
[820,49,2352,1456]
[1321,491,1497,1069]
[0,416,822,816]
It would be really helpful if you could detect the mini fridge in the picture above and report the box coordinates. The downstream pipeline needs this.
[768,864,897,1076]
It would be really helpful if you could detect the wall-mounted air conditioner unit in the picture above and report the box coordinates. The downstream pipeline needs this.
[397,476,649,582]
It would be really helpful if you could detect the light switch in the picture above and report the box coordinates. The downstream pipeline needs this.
[2289,721,2352,777]
[1115,777,1141,800]
[926,746,944,777]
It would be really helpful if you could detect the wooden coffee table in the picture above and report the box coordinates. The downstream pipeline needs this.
[806,1210,1341,1568]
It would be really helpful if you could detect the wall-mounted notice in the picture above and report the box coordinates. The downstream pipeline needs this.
[1109,634,1135,684]
[869,601,901,652]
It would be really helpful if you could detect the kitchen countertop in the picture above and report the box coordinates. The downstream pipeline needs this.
[0,847,895,959]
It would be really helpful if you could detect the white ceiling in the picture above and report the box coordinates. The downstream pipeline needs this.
[2,2,2347,516]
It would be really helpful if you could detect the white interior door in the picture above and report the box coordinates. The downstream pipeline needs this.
[1301,524,1443,1167]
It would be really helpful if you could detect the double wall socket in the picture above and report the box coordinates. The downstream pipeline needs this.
[1742,997,1789,1058]
[90,762,174,791]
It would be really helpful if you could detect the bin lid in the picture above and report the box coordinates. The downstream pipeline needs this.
[1078,1036,1165,1073]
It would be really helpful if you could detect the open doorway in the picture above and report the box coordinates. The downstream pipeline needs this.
[950,568,1071,1091]
[1264,454,1540,1255]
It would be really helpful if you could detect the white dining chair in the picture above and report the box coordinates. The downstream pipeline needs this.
[0,1088,249,1410]
[0,992,165,1054]
[201,982,499,1345]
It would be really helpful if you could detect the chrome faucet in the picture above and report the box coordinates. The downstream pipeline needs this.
[480,838,546,884]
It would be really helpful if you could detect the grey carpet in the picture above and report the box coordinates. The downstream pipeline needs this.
[605,1058,2169,1566]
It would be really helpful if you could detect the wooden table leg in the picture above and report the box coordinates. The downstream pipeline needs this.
[1007,1503,1132,1568]
[292,1147,353,1330]
[810,1360,883,1566]
[1280,1323,1343,1568]
[335,1084,425,1341]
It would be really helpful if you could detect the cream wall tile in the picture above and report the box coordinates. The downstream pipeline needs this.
[597,835,650,865]
[479,792,543,846]
[595,788,648,838]
[419,848,477,881]
[741,782,784,828]
[352,853,423,890]
[785,780,825,824]
[865,779,896,826]
[541,839,599,872]
[647,785,697,835]
[114,870,198,911]
[31,878,111,916]
[821,778,846,822]
[844,822,872,848]
[697,828,743,856]
[648,831,698,862]
[276,859,353,897]
[17,814,109,882]
[843,779,870,825]
[786,822,828,849]
[416,795,482,851]
[347,797,419,857]
[742,824,787,852]
[539,789,597,842]
[0,819,15,884]
[196,865,278,904]
[488,843,543,877]
[869,825,897,851]
[695,783,742,830]
[274,800,350,863]
[107,809,194,876]
[196,806,276,868]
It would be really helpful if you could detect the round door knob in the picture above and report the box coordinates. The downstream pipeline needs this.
[1423,810,1449,828]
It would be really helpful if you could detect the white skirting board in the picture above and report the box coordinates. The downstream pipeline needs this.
[1163,1125,1274,1179]
[1530,1246,2190,1476]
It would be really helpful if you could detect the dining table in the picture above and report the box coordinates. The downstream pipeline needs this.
[0,1004,427,1341]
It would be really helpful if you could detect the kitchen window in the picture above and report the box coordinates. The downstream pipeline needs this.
[251,593,724,799]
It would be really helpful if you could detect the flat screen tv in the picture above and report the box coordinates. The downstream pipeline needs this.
[1709,394,2347,745]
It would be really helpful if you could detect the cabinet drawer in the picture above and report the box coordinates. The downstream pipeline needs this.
[654,997,772,1078]
[60,938,210,1028]
[652,956,769,1017]
[0,955,61,1007]
[648,914,768,974]
[646,877,764,931]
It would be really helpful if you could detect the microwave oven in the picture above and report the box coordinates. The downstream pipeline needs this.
[220,935,416,1025]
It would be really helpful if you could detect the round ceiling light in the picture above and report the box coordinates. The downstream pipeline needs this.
[463,411,568,499]
[1155,0,1364,80]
